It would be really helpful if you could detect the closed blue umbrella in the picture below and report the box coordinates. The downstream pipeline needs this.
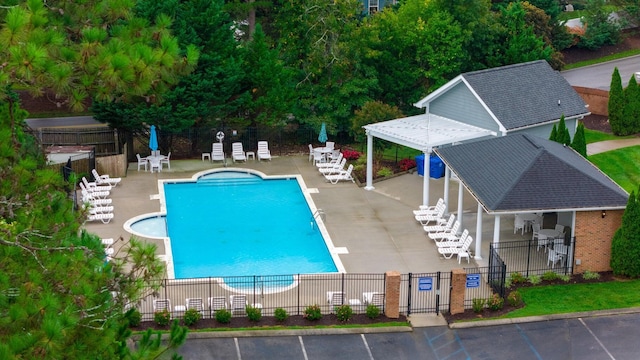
[318,122,328,144]
[149,125,158,152]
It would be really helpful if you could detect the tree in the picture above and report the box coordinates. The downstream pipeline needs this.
[579,0,624,50]
[623,74,640,135]
[611,189,640,277]
[549,124,558,142]
[609,67,625,135]
[351,101,403,156]
[571,122,588,158]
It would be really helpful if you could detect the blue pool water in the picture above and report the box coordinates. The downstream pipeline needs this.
[163,172,337,279]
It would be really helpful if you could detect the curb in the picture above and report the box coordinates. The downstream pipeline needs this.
[184,326,413,339]
[448,307,640,329]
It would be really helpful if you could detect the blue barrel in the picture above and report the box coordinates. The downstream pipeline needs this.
[415,154,425,176]
[430,154,445,179]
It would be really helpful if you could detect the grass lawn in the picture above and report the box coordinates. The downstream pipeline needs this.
[584,128,634,144]
[589,146,640,193]
[504,279,640,318]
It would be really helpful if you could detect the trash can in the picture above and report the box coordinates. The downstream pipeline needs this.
[415,154,425,177]
[430,154,445,179]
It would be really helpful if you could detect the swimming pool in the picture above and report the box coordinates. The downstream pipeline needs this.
[124,169,345,281]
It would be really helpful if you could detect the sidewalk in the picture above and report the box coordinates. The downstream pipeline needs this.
[587,137,640,155]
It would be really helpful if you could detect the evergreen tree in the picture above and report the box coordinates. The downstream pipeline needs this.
[571,122,588,157]
[557,114,571,145]
[608,67,625,135]
[611,189,640,277]
[622,75,640,135]
[549,124,558,141]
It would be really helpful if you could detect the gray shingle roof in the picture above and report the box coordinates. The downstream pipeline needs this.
[462,60,590,130]
[435,134,628,213]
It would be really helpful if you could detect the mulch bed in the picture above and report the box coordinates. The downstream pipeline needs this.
[134,314,408,332]
[443,271,618,323]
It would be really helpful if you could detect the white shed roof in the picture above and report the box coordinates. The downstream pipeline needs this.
[363,113,496,152]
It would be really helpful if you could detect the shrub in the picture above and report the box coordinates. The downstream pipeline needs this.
[246,305,262,322]
[399,158,416,171]
[183,308,202,326]
[303,304,322,321]
[154,309,171,327]
[582,270,601,280]
[335,305,353,322]
[342,149,361,160]
[559,274,571,282]
[542,271,560,281]
[528,275,541,285]
[365,304,380,319]
[125,308,142,327]
[488,294,504,311]
[509,272,527,284]
[472,298,485,313]
[274,308,288,322]
[215,309,232,324]
[507,291,523,307]
[376,167,393,177]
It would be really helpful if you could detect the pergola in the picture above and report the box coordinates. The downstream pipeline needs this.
[362,112,495,207]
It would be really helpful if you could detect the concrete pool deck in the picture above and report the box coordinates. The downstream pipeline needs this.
[84,154,527,275]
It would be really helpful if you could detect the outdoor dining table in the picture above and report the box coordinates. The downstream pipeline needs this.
[538,228,561,241]
[146,154,166,173]
[314,147,333,162]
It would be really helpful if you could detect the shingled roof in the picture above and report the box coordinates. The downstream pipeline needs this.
[462,60,589,130]
[434,134,628,213]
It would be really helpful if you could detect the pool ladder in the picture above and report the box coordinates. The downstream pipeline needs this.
[310,209,325,229]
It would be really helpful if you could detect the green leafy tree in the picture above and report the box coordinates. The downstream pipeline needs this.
[611,189,640,277]
[578,0,624,50]
[623,75,640,135]
[351,101,403,156]
[571,122,588,158]
[609,67,625,135]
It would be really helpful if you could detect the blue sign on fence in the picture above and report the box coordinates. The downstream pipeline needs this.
[466,274,480,289]
[418,277,433,291]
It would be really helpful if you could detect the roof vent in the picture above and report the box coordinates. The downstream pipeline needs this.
[558,99,561,106]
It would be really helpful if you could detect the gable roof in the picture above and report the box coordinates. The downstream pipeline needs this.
[434,134,628,214]
[415,60,590,131]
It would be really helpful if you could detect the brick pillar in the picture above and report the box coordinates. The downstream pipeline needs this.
[384,271,400,319]
[450,269,466,315]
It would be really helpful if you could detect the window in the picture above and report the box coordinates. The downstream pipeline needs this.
[369,0,378,13]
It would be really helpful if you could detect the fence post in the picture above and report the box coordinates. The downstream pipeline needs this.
[384,270,400,319]
[435,271,440,315]
[450,269,466,315]
[407,272,412,315]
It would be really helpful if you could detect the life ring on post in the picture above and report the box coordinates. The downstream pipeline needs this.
[216,131,225,142]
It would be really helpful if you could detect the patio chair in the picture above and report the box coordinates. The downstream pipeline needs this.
[79,182,110,199]
[257,141,272,161]
[317,152,343,168]
[91,169,121,187]
[324,164,355,184]
[153,299,171,313]
[514,214,525,235]
[81,190,112,205]
[231,142,247,162]
[413,198,445,215]
[427,221,461,242]
[362,292,384,308]
[312,149,326,165]
[414,204,446,225]
[327,291,345,311]
[325,141,335,150]
[308,144,314,162]
[86,212,114,224]
[328,149,341,161]
[547,248,563,268]
[136,154,148,171]
[438,234,473,260]
[555,224,565,233]
[435,229,469,248]
[229,295,247,314]
[160,152,171,170]
[186,298,205,316]
[85,204,114,214]
[82,176,112,192]
[423,214,455,233]
[211,143,225,163]
[318,158,346,176]
[208,296,228,317]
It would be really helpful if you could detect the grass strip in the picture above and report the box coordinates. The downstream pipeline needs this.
[584,128,634,144]
[563,49,640,70]
[589,146,640,193]
[504,279,640,318]
[133,321,410,334]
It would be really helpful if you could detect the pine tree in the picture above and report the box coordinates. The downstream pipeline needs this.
[622,75,640,135]
[571,122,588,157]
[549,124,558,141]
[557,114,571,145]
[611,189,640,277]
[609,67,625,135]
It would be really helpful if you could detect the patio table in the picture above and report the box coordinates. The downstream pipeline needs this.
[147,155,166,173]
[538,229,561,241]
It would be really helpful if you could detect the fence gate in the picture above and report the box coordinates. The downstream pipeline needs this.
[488,245,507,297]
[401,272,451,315]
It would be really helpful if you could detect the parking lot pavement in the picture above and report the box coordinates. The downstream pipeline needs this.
[170,312,640,359]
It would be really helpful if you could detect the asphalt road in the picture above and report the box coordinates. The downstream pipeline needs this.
[561,55,640,91]
[172,312,640,360]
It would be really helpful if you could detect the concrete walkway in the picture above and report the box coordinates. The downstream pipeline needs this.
[587,137,640,155]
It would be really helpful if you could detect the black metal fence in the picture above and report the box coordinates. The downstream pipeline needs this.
[489,238,575,278]
[402,272,451,315]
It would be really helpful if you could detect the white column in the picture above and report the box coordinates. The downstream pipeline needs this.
[443,167,450,215]
[423,151,431,205]
[475,202,483,260]
[365,131,374,191]
[493,214,501,247]
[457,179,464,227]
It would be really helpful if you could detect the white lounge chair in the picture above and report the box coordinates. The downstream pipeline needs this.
[186,298,205,316]
[326,291,345,307]
[92,169,121,187]
[428,221,461,242]
[81,190,112,205]
[82,176,112,192]
[85,204,114,214]
[86,213,114,224]
[153,299,171,313]
[101,238,114,247]
[414,204,446,225]
[438,234,473,259]
[435,229,469,248]
[208,296,228,316]
[413,198,445,216]
[229,295,247,314]
[362,292,384,307]
[257,141,271,161]
[231,142,247,162]
[79,182,110,199]
[319,158,346,175]
[160,152,171,170]
[324,164,355,184]
[212,143,225,163]
[136,154,148,171]
[423,214,455,233]
[317,152,343,168]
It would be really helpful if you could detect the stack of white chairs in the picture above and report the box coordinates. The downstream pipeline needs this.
[414,201,447,226]
[102,238,115,260]
[81,174,116,224]
[319,158,346,176]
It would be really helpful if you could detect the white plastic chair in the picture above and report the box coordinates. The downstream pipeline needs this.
[186,298,205,316]
[326,291,345,307]
[514,215,525,235]
[212,143,225,163]
[229,295,247,314]
[324,164,355,184]
[153,299,171,312]
[92,169,121,187]
[308,144,314,162]
[208,296,227,317]
[231,142,247,162]
[257,141,271,161]
[547,249,563,268]
[136,154,148,171]
[325,141,335,150]
[160,152,171,170]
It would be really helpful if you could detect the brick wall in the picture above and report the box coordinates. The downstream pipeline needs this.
[573,86,609,116]
[449,269,466,315]
[384,271,400,318]
[573,210,623,273]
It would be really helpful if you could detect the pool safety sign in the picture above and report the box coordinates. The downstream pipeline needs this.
[466,274,480,288]
[418,277,433,291]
